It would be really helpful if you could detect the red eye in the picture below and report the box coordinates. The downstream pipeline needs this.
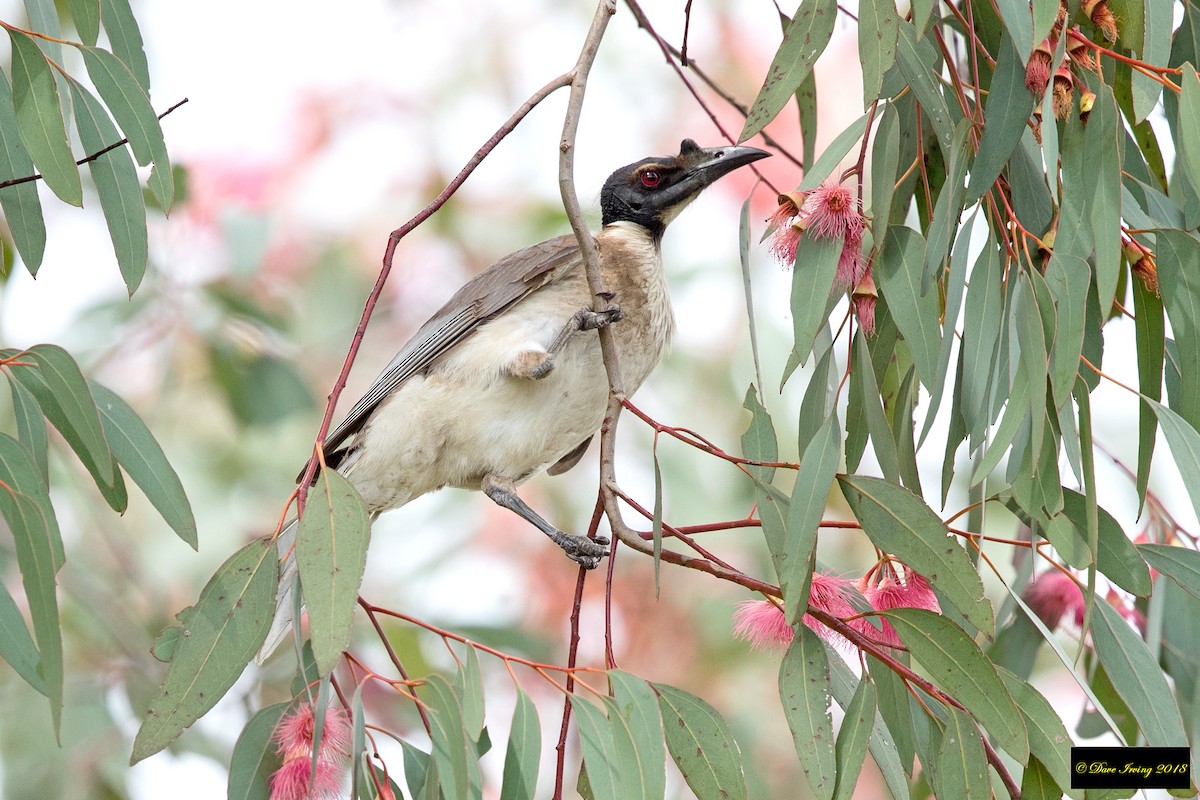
[640,170,661,188]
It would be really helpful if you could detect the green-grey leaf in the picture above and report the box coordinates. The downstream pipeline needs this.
[798,112,871,190]
[781,627,836,800]
[852,333,901,483]
[99,0,151,91]
[89,380,196,548]
[7,29,82,206]
[859,0,899,106]
[8,377,48,484]
[500,688,540,800]
[609,670,666,800]
[740,0,838,142]
[0,578,43,695]
[882,608,1028,761]
[1131,0,1172,121]
[998,668,1082,798]
[894,21,954,152]
[1060,489,1151,597]
[0,486,62,735]
[790,233,843,365]
[419,674,475,800]
[1157,230,1200,432]
[130,538,278,763]
[839,474,993,634]
[0,70,46,272]
[67,80,147,294]
[1139,544,1200,600]
[870,104,900,248]
[3,344,115,488]
[227,702,288,800]
[1090,600,1188,746]
[79,46,173,210]
[783,413,840,623]
[69,0,101,45]
[877,227,940,395]
[571,697,622,800]
[935,706,989,799]
[831,675,875,800]
[655,682,748,800]
[966,35,1033,201]
[296,469,371,675]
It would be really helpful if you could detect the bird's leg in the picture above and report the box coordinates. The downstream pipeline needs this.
[508,297,623,380]
[481,475,610,568]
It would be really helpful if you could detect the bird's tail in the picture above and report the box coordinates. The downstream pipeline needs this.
[256,517,300,663]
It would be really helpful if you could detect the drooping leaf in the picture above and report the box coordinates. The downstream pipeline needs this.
[500,688,541,800]
[655,683,748,800]
[859,0,899,106]
[851,333,901,483]
[839,474,993,634]
[961,236,1004,445]
[0,482,61,733]
[993,0,1034,60]
[2,344,117,496]
[6,29,82,206]
[782,413,840,623]
[1060,489,1151,597]
[0,70,46,272]
[997,668,1082,798]
[8,377,48,484]
[740,0,839,142]
[1132,276,1164,510]
[453,645,485,742]
[870,104,901,248]
[99,0,151,91]
[922,120,973,290]
[876,226,940,396]
[296,469,371,676]
[67,80,148,294]
[964,37,1032,201]
[609,670,666,800]
[789,233,842,366]
[227,702,288,800]
[419,674,476,800]
[0,580,43,695]
[1090,600,1188,747]
[89,380,196,548]
[131,538,279,763]
[831,674,875,800]
[882,608,1029,761]
[780,627,836,800]
[894,21,954,152]
[79,45,173,210]
[68,0,101,45]
[798,112,871,191]
[1157,230,1200,432]
[826,651,909,798]
[1131,0,1173,121]
[934,706,989,800]
[570,697,623,800]
[1139,544,1200,601]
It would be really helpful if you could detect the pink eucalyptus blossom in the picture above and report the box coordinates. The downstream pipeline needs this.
[270,702,352,800]
[1024,570,1085,630]
[802,183,867,287]
[767,191,807,267]
[863,569,941,648]
[732,599,794,651]
[803,572,871,648]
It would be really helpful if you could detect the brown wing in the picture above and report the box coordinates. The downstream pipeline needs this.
[321,234,584,463]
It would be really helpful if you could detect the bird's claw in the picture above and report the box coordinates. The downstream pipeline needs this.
[577,305,623,331]
[552,531,610,569]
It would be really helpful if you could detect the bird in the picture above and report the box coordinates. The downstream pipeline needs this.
[261,139,769,657]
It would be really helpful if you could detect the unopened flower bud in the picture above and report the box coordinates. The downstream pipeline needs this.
[1081,0,1118,41]
[1066,27,1096,70]
[1132,252,1159,295]
[1026,39,1055,97]
[1079,89,1096,121]
[1052,64,1075,120]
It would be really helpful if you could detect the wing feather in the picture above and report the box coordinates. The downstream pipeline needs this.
[322,234,584,460]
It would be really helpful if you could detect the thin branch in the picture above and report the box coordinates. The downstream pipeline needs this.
[0,98,190,190]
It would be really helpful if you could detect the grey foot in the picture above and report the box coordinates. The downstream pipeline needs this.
[579,305,623,330]
[548,530,610,569]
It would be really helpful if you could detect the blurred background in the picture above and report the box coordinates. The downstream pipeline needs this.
[0,0,1185,797]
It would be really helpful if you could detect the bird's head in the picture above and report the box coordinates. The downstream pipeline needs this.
[599,139,770,237]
